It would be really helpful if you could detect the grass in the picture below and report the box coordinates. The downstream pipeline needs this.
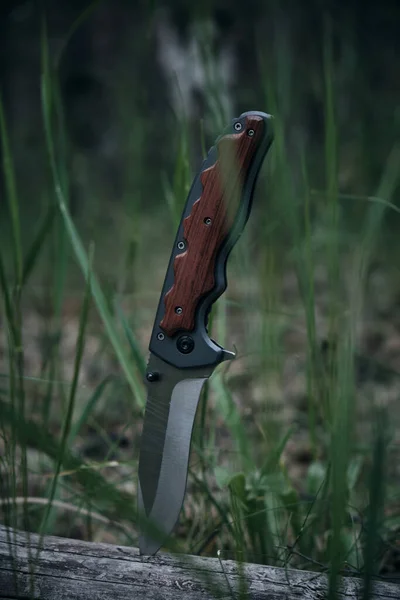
[0,5,399,599]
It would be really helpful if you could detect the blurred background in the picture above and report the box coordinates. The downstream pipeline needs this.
[1,0,398,222]
[0,0,399,589]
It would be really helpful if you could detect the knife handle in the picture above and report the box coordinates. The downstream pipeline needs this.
[160,114,270,336]
[150,111,273,369]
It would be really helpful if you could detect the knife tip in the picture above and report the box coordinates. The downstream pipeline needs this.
[139,535,161,556]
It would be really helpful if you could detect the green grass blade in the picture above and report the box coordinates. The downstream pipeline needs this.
[55,0,102,69]
[67,375,119,444]
[38,245,94,539]
[0,249,18,540]
[0,95,23,285]
[115,303,147,377]
[323,17,340,347]
[51,79,70,322]
[362,410,388,600]
[328,337,355,599]
[260,427,294,477]
[212,371,251,467]
[21,203,56,286]
[0,252,17,345]
[360,143,400,268]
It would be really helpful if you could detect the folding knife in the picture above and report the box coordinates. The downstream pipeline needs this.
[138,111,273,555]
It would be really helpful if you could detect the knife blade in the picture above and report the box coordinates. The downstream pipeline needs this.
[138,111,273,555]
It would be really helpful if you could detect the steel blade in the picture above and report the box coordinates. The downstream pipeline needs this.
[138,354,213,554]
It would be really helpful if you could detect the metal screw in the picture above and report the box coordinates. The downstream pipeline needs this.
[247,129,255,137]
[204,217,212,226]
[177,335,195,354]
[157,332,165,341]
[234,122,242,131]
[175,306,183,315]
[177,241,185,251]
[146,371,160,382]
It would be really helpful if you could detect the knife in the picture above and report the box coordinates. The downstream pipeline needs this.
[138,110,273,555]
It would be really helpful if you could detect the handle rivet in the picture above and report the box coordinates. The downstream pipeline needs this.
[175,306,183,315]
[146,371,160,382]
[204,217,212,226]
[234,122,242,131]
[177,241,185,251]
[157,332,165,341]
[177,335,195,354]
[247,129,255,137]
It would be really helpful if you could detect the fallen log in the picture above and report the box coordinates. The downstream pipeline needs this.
[0,526,398,600]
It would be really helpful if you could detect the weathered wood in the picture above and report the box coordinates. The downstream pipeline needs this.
[0,526,398,600]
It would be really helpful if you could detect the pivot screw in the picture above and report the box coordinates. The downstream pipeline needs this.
[175,306,183,315]
[146,371,160,382]
[177,241,185,251]
[177,335,195,354]
[204,217,212,226]
[234,122,242,131]
[247,129,255,137]
[157,332,165,341]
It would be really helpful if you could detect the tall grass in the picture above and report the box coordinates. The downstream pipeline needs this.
[0,5,399,600]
